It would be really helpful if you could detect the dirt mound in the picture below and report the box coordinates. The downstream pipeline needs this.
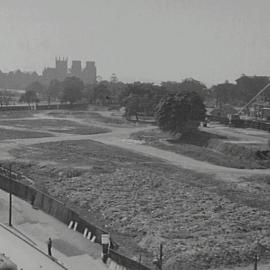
[130,129,263,169]
[208,140,270,168]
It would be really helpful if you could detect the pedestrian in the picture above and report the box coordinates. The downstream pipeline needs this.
[31,194,35,206]
[47,238,52,256]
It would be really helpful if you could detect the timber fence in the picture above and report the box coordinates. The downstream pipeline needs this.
[0,166,152,270]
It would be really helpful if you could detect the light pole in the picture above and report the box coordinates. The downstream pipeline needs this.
[8,163,12,227]
[153,243,163,270]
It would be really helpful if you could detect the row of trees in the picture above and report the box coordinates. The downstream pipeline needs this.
[20,76,207,136]
[19,77,209,110]
[0,70,40,90]
[19,74,270,113]
[19,77,85,106]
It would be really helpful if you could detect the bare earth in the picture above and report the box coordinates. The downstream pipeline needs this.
[0,109,270,270]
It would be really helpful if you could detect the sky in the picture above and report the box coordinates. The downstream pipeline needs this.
[0,0,269,86]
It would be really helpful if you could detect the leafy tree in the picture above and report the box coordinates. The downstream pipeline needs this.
[120,82,165,116]
[180,78,208,99]
[19,89,39,106]
[61,77,84,104]
[46,79,63,104]
[124,94,140,120]
[25,81,45,95]
[0,90,14,106]
[211,81,237,107]
[161,78,208,99]
[155,91,206,135]
[83,83,95,103]
[92,82,111,105]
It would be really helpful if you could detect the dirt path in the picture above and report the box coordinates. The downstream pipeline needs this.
[1,112,270,270]
[89,131,270,180]
[0,118,269,181]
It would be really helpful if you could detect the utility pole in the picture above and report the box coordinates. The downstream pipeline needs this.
[8,163,12,227]
[254,253,258,270]
[159,243,163,270]
[153,243,164,270]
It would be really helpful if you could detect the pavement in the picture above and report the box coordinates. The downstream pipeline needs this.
[0,189,108,270]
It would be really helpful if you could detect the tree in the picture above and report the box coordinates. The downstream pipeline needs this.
[46,79,63,104]
[19,89,39,106]
[124,94,140,120]
[211,81,237,108]
[179,78,208,99]
[161,78,208,99]
[61,77,84,104]
[155,91,206,135]
[91,82,111,105]
[25,81,45,94]
[0,90,14,106]
[119,82,165,116]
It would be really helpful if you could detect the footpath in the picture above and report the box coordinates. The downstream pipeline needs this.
[0,188,108,270]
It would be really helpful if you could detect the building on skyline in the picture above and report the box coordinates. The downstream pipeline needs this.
[82,61,96,85]
[42,57,96,85]
[55,57,68,81]
[71,60,82,78]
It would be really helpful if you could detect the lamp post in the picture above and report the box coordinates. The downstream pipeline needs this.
[8,163,12,227]
[153,244,163,270]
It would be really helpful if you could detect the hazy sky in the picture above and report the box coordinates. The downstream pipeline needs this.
[0,0,269,85]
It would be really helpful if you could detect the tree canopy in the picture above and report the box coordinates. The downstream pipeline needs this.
[19,89,39,105]
[25,81,45,94]
[61,76,84,104]
[46,79,63,104]
[155,91,206,135]
[124,94,140,120]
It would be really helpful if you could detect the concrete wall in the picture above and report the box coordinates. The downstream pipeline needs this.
[0,173,152,270]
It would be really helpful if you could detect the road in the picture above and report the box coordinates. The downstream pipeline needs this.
[0,225,64,270]
[0,189,108,270]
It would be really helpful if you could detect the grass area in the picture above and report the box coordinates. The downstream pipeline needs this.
[47,110,133,126]
[0,119,85,129]
[0,110,35,119]
[8,139,270,269]
[0,118,111,134]
[49,126,110,135]
[0,128,52,140]
[11,139,156,167]
[130,129,264,169]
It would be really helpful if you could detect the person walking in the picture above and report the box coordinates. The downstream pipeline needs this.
[47,238,52,256]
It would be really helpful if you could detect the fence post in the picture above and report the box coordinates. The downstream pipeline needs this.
[254,254,258,270]
[8,164,12,227]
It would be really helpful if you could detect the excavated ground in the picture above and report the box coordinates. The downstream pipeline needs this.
[0,109,269,270]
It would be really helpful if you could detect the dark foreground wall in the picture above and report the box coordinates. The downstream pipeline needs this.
[0,170,152,270]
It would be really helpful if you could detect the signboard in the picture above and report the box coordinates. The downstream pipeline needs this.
[101,234,110,245]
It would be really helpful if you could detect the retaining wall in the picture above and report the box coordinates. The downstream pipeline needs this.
[0,172,152,270]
